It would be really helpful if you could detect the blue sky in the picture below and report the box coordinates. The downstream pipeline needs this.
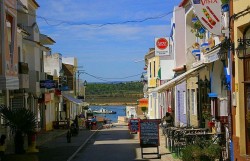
[36,0,181,82]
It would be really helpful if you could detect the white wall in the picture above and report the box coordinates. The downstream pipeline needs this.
[160,60,175,80]
[44,53,61,77]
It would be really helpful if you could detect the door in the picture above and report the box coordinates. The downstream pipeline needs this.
[246,85,250,154]
[245,58,250,153]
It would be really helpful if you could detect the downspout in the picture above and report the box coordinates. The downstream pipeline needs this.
[228,0,234,160]
[198,75,202,128]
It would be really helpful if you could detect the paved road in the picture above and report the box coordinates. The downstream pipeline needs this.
[37,129,95,161]
[34,124,181,161]
[72,125,140,161]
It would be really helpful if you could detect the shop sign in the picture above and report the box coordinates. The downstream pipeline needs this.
[203,47,220,63]
[192,0,222,35]
[155,37,170,56]
[40,80,57,89]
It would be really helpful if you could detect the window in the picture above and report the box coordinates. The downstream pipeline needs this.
[153,61,156,77]
[18,46,21,62]
[183,91,186,115]
[149,62,152,78]
[191,89,196,115]
[6,13,14,66]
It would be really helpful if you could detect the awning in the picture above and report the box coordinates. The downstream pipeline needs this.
[62,93,83,105]
[152,64,205,93]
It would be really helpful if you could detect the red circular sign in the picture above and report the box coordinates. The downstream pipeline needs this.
[156,38,168,50]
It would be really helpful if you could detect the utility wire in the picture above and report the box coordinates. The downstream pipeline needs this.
[84,72,142,82]
[8,3,185,28]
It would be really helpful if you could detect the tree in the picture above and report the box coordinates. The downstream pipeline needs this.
[0,105,37,154]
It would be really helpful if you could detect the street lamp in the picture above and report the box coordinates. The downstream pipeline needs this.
[77,70,85,96]
[235,38,250,59]
[59,69,64,76]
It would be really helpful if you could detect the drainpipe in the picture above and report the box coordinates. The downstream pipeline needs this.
[197,75,202,128]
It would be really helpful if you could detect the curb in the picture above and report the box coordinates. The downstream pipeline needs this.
[66,128,100,161]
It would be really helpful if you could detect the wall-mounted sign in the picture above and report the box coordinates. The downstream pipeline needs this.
[192,0,222,35]
[155,37,170,56]
[40,80,57,89]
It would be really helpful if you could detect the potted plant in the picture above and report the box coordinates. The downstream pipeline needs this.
[141,107,147,114]
[191,19,205,39]
[0,105,37,154]
[203,143,221,160]
[182,144,202,161]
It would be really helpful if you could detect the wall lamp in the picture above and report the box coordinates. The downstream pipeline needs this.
[219,37,250,60]
[235,38,250,59]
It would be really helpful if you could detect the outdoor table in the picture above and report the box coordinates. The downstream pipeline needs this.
[164,127,178,152]
[184,132,214,145]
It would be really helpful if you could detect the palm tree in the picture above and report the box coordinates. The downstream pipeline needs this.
[0,105,37,154]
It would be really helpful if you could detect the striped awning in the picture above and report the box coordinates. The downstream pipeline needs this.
[62,93,83,105]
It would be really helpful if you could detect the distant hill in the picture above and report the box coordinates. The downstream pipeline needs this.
[85,81,144,105]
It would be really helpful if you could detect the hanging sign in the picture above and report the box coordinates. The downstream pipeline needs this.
[40,80,57,89]
[155,37,170,56]
[192,0,222,35]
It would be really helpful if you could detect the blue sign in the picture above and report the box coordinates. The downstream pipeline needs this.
[60,86,69,91]
[40,80,57,89]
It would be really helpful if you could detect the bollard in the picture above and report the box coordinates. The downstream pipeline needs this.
[67,130,72,143]
[26,133,39,153]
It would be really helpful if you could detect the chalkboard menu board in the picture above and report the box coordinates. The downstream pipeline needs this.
[139,119,159,147]
[129,119,139,132]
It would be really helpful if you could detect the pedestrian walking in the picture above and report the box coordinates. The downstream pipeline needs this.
[0,134,6,160]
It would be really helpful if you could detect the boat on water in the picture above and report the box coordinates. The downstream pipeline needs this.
[93,108,116,114]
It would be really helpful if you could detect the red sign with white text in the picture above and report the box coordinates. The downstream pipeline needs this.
[155,37,170,56]
[156,38,168,50]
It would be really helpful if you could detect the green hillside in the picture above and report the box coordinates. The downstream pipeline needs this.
[85,81,144,105]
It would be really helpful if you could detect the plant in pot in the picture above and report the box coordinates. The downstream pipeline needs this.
[0,105,37,155]
[191,19,206,39]
[182,144,202,161]
[141,107,147,119]
[203,143,221,160]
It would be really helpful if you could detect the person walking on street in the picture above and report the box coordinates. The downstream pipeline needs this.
[0,134,6,160]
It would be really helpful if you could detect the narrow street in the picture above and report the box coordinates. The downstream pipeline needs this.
[72,125,140,161]
[71,125,181,161]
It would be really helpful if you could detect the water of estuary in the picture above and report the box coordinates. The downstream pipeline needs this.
[89,105,126,123]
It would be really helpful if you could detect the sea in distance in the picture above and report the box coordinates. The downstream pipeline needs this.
[89,105,126,123]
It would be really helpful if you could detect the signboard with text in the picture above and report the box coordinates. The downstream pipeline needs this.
[40,80,57,89]
[155,37,170,56]
[192,0,222,35]
[129,119,139,133]
[139,119,160,147]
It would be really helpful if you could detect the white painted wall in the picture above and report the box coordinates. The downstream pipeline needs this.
[160,60,175,80]
[44,53,62,77]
